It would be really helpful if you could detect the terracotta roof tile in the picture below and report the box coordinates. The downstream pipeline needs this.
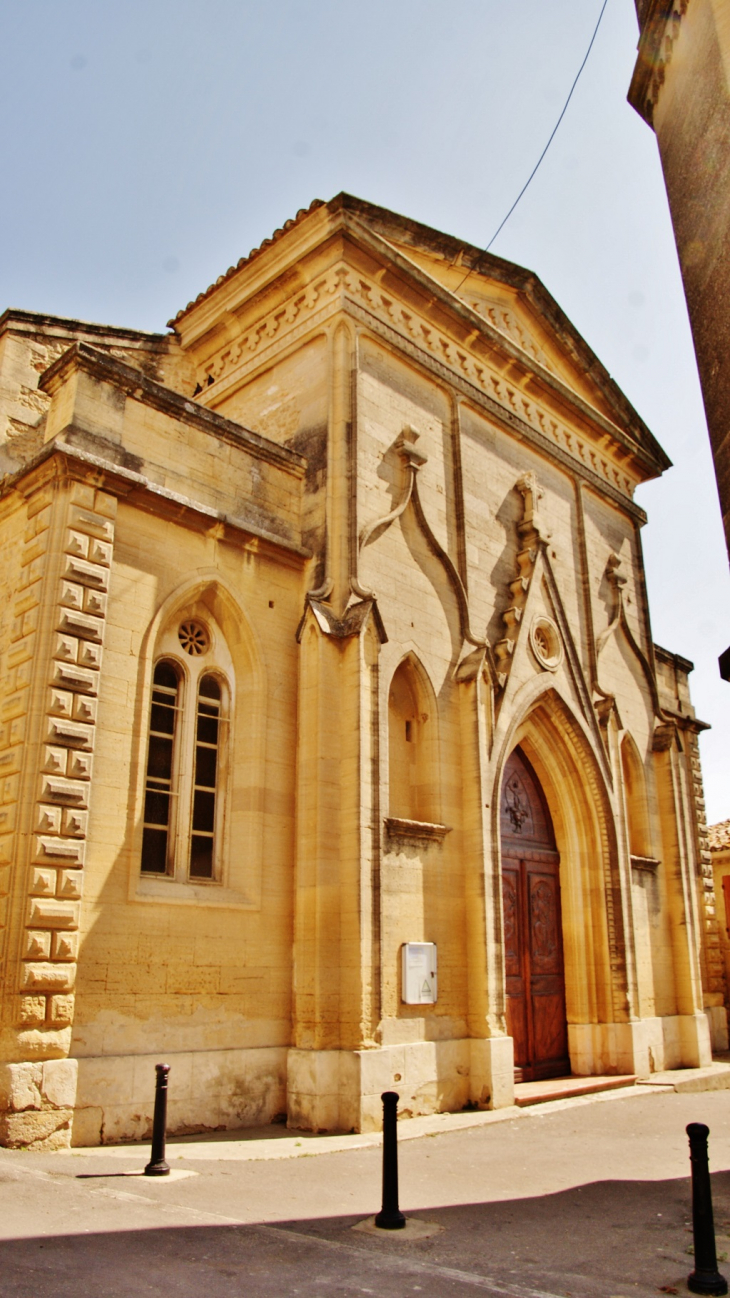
[167,199,325,328]
[708,820,730,851]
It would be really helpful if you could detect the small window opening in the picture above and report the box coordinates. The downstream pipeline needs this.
[405,719,412,743]
[189,675,222,880]
[141,661,181,874]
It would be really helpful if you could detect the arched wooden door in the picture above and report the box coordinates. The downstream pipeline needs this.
[500,747,569,1082]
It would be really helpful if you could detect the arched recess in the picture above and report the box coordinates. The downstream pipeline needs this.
[387,653,440,824]
[131,570,267,906]
[620,734,653,861]
[495,684,629,1074]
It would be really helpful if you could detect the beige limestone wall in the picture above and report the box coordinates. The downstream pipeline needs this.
[71,502,304,1064]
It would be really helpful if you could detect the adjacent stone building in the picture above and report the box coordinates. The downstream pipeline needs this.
[629,0,730,675]
[710,819,730,1011]
[0,194,724,1149]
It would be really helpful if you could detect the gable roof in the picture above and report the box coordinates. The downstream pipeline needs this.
[169,192,670,476]
[709,820,730,853]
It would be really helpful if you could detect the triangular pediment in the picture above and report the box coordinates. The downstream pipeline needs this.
[496,545,613,788]
[169,192,670,486]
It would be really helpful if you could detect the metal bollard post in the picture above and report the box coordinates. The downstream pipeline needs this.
[144,1063,171,1177]
[374,1090,406,1229]
[686,1123,728,1295]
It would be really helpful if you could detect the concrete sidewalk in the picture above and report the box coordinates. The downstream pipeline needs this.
[1,1085,730,1297]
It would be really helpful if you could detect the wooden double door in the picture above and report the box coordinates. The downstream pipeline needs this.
[500,748,569,1082]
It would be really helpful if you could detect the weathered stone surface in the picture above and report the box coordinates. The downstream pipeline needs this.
[0,196,721,1146]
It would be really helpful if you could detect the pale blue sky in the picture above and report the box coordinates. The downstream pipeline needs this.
[2,0,728,820]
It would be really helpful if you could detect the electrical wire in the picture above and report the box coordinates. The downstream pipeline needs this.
[454,0,610,289]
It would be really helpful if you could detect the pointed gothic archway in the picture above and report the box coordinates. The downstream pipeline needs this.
[500,746,569,1081]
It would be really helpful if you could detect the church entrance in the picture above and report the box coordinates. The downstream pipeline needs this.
[500,747,570,1082]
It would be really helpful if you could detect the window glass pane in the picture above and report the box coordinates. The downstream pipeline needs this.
[196,712,219,745]
[144,789,170,827]
[141,827,169,874]
[189,835,214,879]
[195,745,217,789]
[192,789,215,833]
[147,735,173,779]
[199,675,221,700]
[154,661,179,690]
[150,699,176,735]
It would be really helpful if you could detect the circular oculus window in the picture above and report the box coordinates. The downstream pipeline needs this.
[178,619,210,656]
[529,616,562,672]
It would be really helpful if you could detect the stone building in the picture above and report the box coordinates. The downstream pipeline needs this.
[710,820,730,1010]
[629,0,730,674]
[0,194,724,1149]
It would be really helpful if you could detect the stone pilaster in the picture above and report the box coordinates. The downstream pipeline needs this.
[0,475,116,1147]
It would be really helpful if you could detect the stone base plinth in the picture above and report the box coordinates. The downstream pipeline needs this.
[71,1045,288,1146]
[287,1036,514,1133]
[569,1013,713,1080]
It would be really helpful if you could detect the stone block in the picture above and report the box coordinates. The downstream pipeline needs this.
[705,1005,729,1052]
[0,1062,42,1112]
[76,1055,137,1108]
[56,872,83,903]
[48,994,75,1026]
[18,996,46,1026]
[470,1036,514,1109]
[27,897,80,929]
[20,962,76,993]
[42,1059,78,1108]
[70,1106,104,1147]
[0,1108,73,1150]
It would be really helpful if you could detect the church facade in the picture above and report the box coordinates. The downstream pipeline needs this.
[0,194,724,1149]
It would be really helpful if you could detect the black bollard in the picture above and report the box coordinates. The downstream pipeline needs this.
[144,1063,171,1176]
[374,1090,406,1229]
[687,1122,728,1295]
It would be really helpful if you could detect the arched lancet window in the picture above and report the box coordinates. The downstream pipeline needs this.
[141,660,182,875]
[621,734,653,861]
[140,613,231,884]
[189,675,223,880]
[388,657,438,823]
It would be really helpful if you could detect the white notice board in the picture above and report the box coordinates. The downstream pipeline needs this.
[401,942,437,1004]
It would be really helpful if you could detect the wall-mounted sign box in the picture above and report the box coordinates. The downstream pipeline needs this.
[402,942,437,1004]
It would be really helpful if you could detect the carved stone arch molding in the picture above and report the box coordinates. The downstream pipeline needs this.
[380,642,450,841]
[492,681,631,1045]
[595,552,661,719]
[493,472,611,788]
[141,569,266,688]
[354,425,486,652]
[130,569,267,909]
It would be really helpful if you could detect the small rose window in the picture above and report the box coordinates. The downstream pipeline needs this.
[178,620,210,656]
[529,616,562,672]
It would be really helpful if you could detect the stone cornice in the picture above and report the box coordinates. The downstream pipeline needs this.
[172,195,669,478]
[345,295,648,523]
[0,308,169,349]
[345,217,668,475]
[628,0,690,125]
[0,439,310,562]
[39,342,306,479]
[192,263,652,519]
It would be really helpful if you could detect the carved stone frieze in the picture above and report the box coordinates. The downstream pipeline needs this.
[494,473,548,688]
[629,0,691,125]
[196,264,638,504]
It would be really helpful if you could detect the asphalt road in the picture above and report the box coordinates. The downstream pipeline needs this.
[1,1087,729,1298]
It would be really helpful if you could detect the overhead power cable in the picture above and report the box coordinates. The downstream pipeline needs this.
[455,0,610,288]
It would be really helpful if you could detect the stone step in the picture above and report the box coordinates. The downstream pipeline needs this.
[514,1074,637,1107]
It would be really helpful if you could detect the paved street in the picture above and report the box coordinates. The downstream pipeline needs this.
[1,1087,729,1297]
